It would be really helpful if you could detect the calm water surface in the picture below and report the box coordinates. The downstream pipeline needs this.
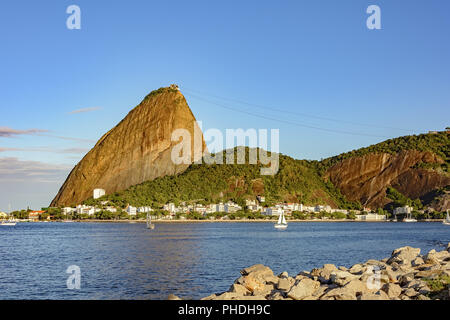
[0,222,449,299]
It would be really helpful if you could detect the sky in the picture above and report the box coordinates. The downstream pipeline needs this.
[0,0,449,211]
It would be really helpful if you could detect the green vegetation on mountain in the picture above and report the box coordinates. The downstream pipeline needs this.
[85,148,360,209]
[317,131,449,173]
[83,132,449,211]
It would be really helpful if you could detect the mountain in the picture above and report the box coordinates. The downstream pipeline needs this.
[50,86,206,207]
[322,132,449,209]
[52,85,449,211]
[84,132,449,212]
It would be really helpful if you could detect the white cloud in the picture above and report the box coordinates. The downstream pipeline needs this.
[0,157,72,183]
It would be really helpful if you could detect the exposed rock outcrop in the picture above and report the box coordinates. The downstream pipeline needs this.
[324,150,450,209]
[51,86,206,206]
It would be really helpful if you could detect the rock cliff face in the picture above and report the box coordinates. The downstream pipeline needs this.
[325,150,450,209]
[51,86,206,207]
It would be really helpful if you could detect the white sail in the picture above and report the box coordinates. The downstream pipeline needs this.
[446,211,450,222]
[277,212,283,224]
[281,213,287,225]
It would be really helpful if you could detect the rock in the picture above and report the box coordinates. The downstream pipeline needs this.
[387,246,421,266]
[399,274,415,287]
[403,288,418,297]
[237,295,267,300]
[349,264,364,275]
[381,267,399,283]
[229,284,250,296]
[423,250,440,265]
[277,278,292,292]
[241,274,266,293]
[287,278,321,300]
[253,284,275,297]
[279,271,289,278]
[216,292,242,300]
[416,294,431,300]
[415,269,443,279]
[167,294,182,300]
[324,150,450,209]
[330,270,359,286]
[412,257,425,267]
[358,290,390,300]
[338,266,348,271]
[201,294,217,300]
[447,243,450,252]
[381,283,402,298]
[241,264,273,277]
[50,86,207,206]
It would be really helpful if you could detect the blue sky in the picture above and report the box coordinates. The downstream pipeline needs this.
[0,0,449,211]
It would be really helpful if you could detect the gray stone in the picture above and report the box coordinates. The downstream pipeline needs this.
[287,278,321,300]
[382,283,402,298]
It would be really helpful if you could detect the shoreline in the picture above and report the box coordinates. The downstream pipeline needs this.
[15,219,447,224]
[171,244,450,301]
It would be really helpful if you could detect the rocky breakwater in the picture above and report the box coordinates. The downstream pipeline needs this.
[195,244,450,300]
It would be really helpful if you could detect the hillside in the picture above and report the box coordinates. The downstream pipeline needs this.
[85,132,449,211]
[84,148,358,209]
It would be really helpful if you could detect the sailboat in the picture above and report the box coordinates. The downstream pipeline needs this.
[274,210,288,230]
[147,213,155,230]
[403,212,417,223]
[0,220,16,226]
[443,210,450,226]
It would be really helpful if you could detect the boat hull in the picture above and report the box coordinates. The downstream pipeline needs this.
[274,224,288,230]
[0,222,16,226]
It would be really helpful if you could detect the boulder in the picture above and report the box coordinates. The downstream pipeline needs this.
[381,283,402,298]
[358,290,390,300]
[215,292,242,300]
[415,269,443,279]
[287,278,321,300]
[387,246,421,265]
[412,257,425,267]
[277,278,292,292]
[241,264,273,277]
[423,250,440,265]
[167,294,182,300]
[349,264,364,275]
[330,270,359,286]
[229,283,250,296]
[402,288,418,297]
[242,274,266,293]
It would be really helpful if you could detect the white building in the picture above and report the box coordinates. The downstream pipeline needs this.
[105,206,117,213]
[356,213,386,221]
[93,188,106,199]
[216,203,226,212]
[163,203,176,214]
[126,205,137,216]
[393,206,413,215]
[225,202,242,213]
[138,206,153,213]
[265,207,283,216]
[76,205,96,215]
[62,207,76,215]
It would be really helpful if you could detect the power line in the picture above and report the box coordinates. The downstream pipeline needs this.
[182,87,414,133]
[184,92,390,138]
